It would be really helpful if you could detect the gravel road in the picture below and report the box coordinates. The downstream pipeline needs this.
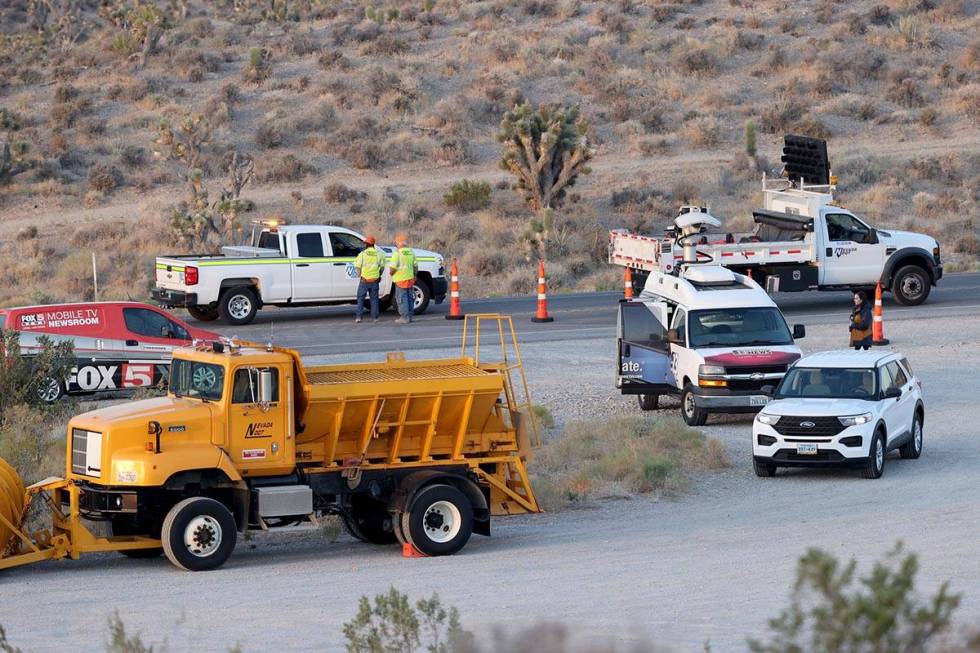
[1,309,978,652]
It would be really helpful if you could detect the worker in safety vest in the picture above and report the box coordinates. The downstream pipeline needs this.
[353,235,387,323]
[388,233,417,324]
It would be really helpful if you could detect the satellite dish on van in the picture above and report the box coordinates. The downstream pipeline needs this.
[674,207,721,233]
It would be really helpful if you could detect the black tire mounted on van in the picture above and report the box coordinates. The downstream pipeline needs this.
[891,265,930,306]
[638,394,659,411]
[681,384,708,426]
[218,286,259,325]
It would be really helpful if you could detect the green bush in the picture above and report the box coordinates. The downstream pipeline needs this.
[443,179,491,212]
[343,587,470,653]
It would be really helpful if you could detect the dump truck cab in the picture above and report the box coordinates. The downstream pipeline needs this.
[8,318,538,572]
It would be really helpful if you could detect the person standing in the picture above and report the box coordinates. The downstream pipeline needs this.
[388,233,417,324]
[849,291,873,350]
[353,235,386,323]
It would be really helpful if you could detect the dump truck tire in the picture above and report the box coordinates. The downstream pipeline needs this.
[161,497,237,571]
[342,496,398,545]
[401,484,473,556]
[0,458,26,556]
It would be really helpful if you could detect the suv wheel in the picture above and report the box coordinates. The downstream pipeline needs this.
[862,430,886,479]
[753,458,777,478]
[638,394,659,411]
[218,286,259,325]
[892,265,930,306]
[899,414,923,459]
[681,384,708,426]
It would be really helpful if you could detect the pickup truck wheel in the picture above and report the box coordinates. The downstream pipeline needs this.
[638,394,659,411]
[218,286,258,325]
[187,305,220,322]
[110,516,164,558]
[343,496,397,545]
[412,281,432,314]
[379,292,394,313]
[862,431,886,479]
[892,265,930,306]
[681,384,708,426]
[161,497,237,571]
[899,414,923,459]
[401,484,473,556]
[35,377,63,404]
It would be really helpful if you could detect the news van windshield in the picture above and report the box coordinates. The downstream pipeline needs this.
[688,307,794,348]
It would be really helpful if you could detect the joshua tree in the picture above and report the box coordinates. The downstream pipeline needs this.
[498,103,593,213]
[0,109,33,185]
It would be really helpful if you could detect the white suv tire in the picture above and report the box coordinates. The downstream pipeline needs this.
[862,430,886,479]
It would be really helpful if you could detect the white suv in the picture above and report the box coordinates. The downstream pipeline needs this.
[752,350,923,479]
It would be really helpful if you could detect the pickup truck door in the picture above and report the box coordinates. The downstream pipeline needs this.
[290,231,333,301]
[819,211,887,286]
[326,232,367,299]
[617,301,674,395]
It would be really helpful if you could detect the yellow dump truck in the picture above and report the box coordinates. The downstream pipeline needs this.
[0,315,539,572]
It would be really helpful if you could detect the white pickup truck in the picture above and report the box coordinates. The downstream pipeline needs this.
[610,177,942,305]
[152,223,447,325]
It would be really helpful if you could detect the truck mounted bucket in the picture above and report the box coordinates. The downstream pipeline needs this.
[0,457,27,557]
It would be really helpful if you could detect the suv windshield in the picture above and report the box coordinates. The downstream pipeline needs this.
[688,307,793,348]
[170,359,225,401]
[776,367,878,400]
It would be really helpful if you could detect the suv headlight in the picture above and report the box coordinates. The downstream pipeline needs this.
[838,412,873,426]
[699,364,725,376]
[756,412,780,425]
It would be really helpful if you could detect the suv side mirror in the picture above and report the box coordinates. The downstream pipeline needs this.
[666,329,682,345]
[792,324,806,339]
[884,387,902,399]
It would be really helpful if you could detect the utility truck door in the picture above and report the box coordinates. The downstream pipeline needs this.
[820,212,886,286]
[228,365,292,473]
[291,231,332,301]
[617,301,674,395]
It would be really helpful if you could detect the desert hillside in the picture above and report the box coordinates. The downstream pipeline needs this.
[0,0,977,306]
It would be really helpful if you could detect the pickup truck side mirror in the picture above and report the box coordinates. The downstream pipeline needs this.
[884,387,902,399]
[666,329,682,345]
[792,324,806,339]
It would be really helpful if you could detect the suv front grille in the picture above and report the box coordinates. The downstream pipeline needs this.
[772,416,845,437]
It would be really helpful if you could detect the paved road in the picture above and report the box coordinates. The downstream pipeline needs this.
[215,272,980,356]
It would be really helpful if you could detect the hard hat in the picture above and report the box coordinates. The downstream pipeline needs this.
[365,235,376,245]
[395,233,408,246]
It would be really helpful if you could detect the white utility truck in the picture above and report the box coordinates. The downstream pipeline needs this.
[153,221,448,325]
[610,137,942,306]
[616,212,806,426]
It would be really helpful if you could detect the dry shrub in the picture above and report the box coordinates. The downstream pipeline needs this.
[758,99,804,133]
[323,183,367,204]
[673,40,718,75]
[887,75,925,108]
[532,416,729,510]
[359,34,409,57]
[345,140,384,169]
[256,121,284,148]
[955,233,979,255]
[87,164,120,194]
[679,116,721,147]
[443,179,491,212]
[952,84,980,122]
[261,154,315,183]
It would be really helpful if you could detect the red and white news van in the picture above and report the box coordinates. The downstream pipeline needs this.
[0,302,219,401]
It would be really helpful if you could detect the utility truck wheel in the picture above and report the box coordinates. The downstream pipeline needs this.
[219,286,258,325]
[753,458,777,478]
[638,394,659,411]
[401,484,473,556]
[892,265,930,306]
[35,377,63,404]
[681,385,708,426]
[412,281,432,314]
[110,516,163,558]
[161,497,237,571]
[187,305,220,322]
[379,292,394,313]
[343,496,397,545]
[862,431,886,479]
[900,415,923,459]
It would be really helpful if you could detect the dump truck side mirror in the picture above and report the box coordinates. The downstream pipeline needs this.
[258,369,274,404]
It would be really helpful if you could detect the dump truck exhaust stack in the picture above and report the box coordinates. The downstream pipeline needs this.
[0,458,27,557]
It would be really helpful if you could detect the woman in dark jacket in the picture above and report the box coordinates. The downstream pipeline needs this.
[849,291,873,350]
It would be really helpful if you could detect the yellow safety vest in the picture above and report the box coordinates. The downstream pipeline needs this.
[390,247,417,285]
[354,247,385,281]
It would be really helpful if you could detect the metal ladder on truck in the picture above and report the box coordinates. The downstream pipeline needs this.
[460,314,541,515]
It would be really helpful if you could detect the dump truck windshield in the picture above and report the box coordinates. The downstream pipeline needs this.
[688,307,793,348]
[170,359,225,402]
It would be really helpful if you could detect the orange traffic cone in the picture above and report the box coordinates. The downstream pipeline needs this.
[624,267,634,299]
[872,282,889,346]
[402,542,427,558]
[444,257,465,321]
[531,260,554,323]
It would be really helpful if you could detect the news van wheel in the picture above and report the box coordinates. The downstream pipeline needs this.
[35,377,64,404]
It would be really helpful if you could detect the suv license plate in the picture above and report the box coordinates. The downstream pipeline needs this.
[797,443,818,455]
[750,395,770,406]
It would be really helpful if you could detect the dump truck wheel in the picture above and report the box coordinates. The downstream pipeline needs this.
[343,495,397,545]
[110,516,163,559]
[401,484,473,556]
[161,497,237,571]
